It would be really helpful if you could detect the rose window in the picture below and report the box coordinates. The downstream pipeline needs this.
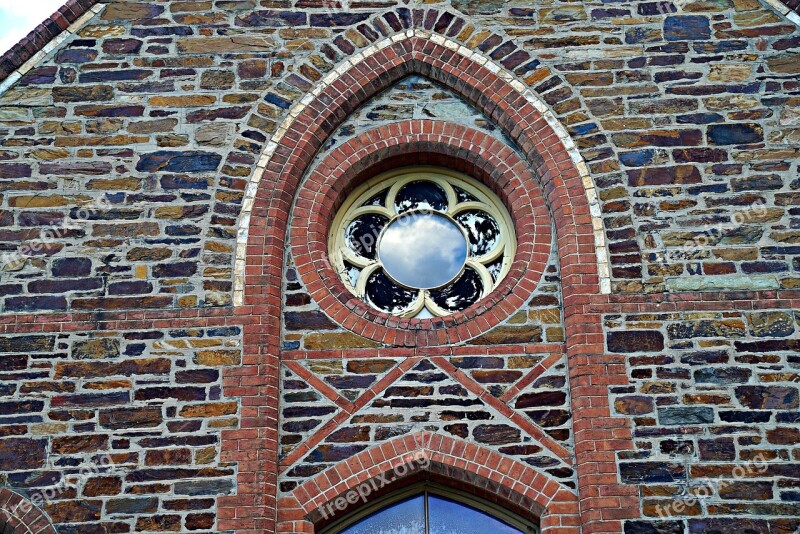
[329,168,516,318]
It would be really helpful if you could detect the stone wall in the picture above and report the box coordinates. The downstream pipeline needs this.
[606,306,800,532]
[0,0,797,532]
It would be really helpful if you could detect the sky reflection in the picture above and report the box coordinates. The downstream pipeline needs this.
[379,213,467,289]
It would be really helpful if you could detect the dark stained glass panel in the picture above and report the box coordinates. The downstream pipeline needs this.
[455,210,500,257]
[454,186,479,204]
[345,214,389,260]
[394,181,448,213]
[365,270,419,314]
[429,267,483,312]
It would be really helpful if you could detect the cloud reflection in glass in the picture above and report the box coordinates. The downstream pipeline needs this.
[379,213,467,289]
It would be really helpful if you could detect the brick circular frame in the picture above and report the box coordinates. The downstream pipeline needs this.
[275,433,579,533]
[289,120,552,346]
[223,35,639,533]
[0,489,56,534]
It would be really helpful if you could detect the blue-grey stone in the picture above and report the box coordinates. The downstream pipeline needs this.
[136,151,222,173]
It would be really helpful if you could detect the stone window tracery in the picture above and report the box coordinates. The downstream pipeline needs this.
[329,168,516,318]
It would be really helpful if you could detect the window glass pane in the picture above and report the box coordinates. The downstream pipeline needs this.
[394,180,448,213]
[344,261,361,288]
[455,210,500,257]
[428,495,524,534]
[341,495,425,534]
[454,186,479,204]
[379,213,467,289]
[365,270,418,314]
[346,214,389,260]
[363,188,389,207]
[429,267,482,312]
[487,258,503,283]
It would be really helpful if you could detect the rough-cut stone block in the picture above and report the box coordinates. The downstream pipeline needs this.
[136,151,222,173]
[658,407,715,425]
[608,331,664,352]
[0,438,47,470]
[735,386,799,409]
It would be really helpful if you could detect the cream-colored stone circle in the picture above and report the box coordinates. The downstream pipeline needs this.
[329,167,517,318]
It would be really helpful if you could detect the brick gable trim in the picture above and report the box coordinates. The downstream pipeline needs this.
[0,0,100,86]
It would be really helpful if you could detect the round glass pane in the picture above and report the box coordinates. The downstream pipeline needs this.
[379,213,468,289]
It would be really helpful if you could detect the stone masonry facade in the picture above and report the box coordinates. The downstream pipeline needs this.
[0,1,798,533]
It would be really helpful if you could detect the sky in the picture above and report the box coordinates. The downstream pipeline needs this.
[0,0,65,56]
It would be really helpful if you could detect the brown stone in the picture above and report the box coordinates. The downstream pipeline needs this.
[72,338,120,360]
[99,406,162,430]
[101,3,164,20]
[185,513,215,530]
[194,350,241,366]
[149,95,216,107]
[135,515,181,532]
[53,85,114,102]
[615,396,655,415]
[304,332,380,350]
[145,448,192,466]
[469,325,543,345]
[735,386,799,409]
[766,427,800,445]
[472,424,520,445]
[83,476,123,497]
[52,434,108,454]
[719,481,773,500]
[0,438,46,470]
[346,360,397,374]
[177,37,276,54]
[179,402,238,418]
[45,500,101,523]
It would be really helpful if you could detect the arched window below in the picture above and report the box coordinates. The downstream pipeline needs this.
[320,483,540,534]
[0,521,14,534]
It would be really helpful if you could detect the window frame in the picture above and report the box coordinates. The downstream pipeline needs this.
[328,166,517,318]
[318,481,540,534]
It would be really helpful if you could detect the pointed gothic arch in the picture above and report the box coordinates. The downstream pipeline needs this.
[232,30,610,307]
[221,30,638,533]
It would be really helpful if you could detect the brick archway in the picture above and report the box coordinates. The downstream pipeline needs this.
[276,433,579,534]
[0,489,56,534]
[290,120,553,346]
[222,32,638,533]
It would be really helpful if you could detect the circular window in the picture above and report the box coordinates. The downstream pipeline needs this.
[329,168,516,318]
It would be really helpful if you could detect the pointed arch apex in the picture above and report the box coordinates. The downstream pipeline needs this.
[234,30,610,306]
[279,432,579,532]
